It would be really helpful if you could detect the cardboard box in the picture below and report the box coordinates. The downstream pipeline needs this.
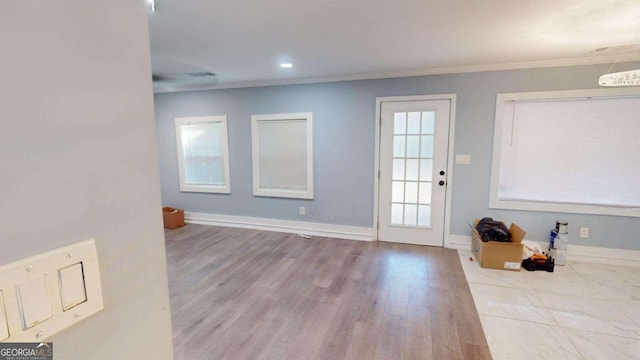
[469,219,526,271]
[162,207,185,229]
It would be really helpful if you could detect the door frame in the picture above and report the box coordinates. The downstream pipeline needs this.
[373,94,457,247]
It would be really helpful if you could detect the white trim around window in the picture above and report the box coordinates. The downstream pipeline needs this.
[175,115,231,194]
[251,112,314,199]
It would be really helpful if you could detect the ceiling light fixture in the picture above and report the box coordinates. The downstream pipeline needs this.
[599,30,640,87]
[280,63,293,68]
[599,69,640,86]
[147,0,156,12]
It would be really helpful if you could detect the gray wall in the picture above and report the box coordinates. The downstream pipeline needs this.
[155,61,640,250]
[1,1,173,358]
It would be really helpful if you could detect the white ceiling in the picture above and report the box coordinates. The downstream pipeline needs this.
[148,0,640,92]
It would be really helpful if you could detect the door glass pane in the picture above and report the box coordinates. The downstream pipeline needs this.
[393,136,406,157]
[404,204,417,226]
[406,136,420,157]
[420,135,434,158]
[407,112,421,134]
[419,159,433,181]
[405,182,418,204]
[394,113,407,134]
[406,159,419,181]
[422,112,435,134]
[391,204,404,225]
[392,181,404,202]
[418,182,431,204]
[418,205,431,227]
[393,159,405,180]
[388,108,439,229]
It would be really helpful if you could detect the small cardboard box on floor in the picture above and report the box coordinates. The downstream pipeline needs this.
[163,207,185,229]
[469,219,526,271]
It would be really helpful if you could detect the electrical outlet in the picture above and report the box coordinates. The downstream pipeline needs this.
[299,207,305,216]
[580,227,589,238]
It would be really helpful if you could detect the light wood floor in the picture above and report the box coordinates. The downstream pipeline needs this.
[165,224,491,360]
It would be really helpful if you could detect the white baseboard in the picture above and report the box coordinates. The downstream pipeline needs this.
[556,243,640,267]
[446,234,473,250]
[447,234,640,267]
[184,211,374,242]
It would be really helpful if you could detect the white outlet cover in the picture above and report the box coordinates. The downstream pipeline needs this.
[580,228,589,238]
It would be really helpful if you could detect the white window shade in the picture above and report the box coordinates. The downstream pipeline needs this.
[491,89,640,217]
[257,120,307,190]
[175,116,231,193]
[251,113,313,199]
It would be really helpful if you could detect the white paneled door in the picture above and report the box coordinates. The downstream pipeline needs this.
[378,100,451,246]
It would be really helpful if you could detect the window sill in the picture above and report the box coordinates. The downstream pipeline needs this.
[489,199,640,218]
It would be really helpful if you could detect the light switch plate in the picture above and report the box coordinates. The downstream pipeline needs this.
[455,154,471,165]
[0,291,9,341]
[17,277,53,329]
[0,239,103,342]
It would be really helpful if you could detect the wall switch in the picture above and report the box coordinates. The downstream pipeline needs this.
[58,263,87,311]
[17,277,53,330]
[580,227,589,238]
[299,207,306,216]
[455,154,471,165]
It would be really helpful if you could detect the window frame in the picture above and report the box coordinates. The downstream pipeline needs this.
[251,112,314,199]
[490,88,640,218]
[175,115,231,194]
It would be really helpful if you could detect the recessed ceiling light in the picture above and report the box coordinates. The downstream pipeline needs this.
[280,63,293,68]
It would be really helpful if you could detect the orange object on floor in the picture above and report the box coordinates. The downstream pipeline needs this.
[530,253,548,261]
[162,207,185,229]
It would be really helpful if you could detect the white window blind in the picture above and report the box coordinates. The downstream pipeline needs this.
[491,90,640,217]
[251,113,313,199]
[175,116,230,193]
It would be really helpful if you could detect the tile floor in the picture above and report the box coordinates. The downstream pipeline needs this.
[458,250,640,360]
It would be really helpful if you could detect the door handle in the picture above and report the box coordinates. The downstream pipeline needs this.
[438,180,445,186]
[439,170,445,176]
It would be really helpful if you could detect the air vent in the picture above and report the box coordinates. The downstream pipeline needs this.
[186,72,217,77]
[592,44,640,53]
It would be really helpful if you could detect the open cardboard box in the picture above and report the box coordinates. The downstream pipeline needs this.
[162,207,185,229]
[469,219,526,271]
